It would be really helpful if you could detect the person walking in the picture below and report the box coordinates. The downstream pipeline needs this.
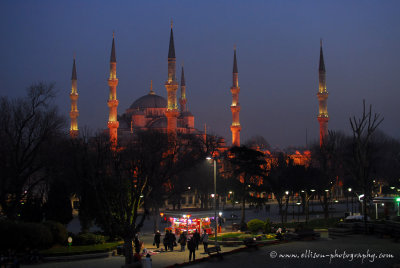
[201,230,209,253]
[170,231,177,251]
[163,230,170,251]
[179,232,187,251]
[188,237,196,261]
[193,229,200,250]
[153,230,161,249]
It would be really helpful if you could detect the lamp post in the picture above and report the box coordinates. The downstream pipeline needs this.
[296,202,301,222]
[310,189,315,213]
[347,188,352,214]
[207,156,218,245]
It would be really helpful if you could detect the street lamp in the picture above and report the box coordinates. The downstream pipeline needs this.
[296,202,301,222]
[207,156,218,245]
[310,189,315,213]
[348,188,353,214]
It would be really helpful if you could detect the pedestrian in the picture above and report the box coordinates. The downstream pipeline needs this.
[171,231,177,251]
[134,234,141,254]
[153,230,161,249]
[179,232,187,251]
[142,253,152,268]
[188,237,196,261]
[163,230,170,251]
[193,229,200,250]
[201,230,209,253]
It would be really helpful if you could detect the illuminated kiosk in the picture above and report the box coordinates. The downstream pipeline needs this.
[164,212,219,235]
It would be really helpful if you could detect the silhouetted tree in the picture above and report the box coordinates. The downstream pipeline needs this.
[225,146,266,227]
[349,101,383,230]
[0,83,65,220]
[245,135,271,150]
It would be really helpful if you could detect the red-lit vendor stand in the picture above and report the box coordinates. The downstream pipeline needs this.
[164,212,217,235]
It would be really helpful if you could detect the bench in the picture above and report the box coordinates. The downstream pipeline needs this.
[206,245,222,258]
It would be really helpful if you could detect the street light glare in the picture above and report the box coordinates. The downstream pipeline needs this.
[206,156,212,160]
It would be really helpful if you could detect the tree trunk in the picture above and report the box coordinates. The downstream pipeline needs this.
[323,194,329,220]
[240,195,246,226]
[153,206,160,233]
[123,236,134,265]
[284,196,289,223]
[277,198,284,224]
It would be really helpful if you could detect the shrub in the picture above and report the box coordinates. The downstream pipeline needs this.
[247,219,265,234]
[75,233,105,245]
[19,222,53,250]
[264,218,272,233]
[0,220,54,251]
[0,220,19,251]
[44,221,68,245]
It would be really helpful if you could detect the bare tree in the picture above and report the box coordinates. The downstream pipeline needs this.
[0,83,65,219]
[349,100,383,230]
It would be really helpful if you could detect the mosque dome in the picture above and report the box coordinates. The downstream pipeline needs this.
[129,93,167,110]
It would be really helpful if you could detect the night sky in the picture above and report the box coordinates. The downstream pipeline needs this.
[1,1,399,148]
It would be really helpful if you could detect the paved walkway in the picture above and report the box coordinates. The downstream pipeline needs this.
[22,233,245,268]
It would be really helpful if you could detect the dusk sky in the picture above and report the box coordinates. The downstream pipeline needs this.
[1,1,399,148]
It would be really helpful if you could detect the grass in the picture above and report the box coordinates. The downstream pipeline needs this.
[209,232,276,241]
[40,242,122,256]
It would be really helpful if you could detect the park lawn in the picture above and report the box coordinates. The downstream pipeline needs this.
[209,232,276,241]
[40,242,122,256]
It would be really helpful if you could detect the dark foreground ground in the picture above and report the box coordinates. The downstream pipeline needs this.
[191,234,400,268]
[23,234,400,268]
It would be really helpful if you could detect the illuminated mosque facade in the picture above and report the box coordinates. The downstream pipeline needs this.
[69,23,328,153]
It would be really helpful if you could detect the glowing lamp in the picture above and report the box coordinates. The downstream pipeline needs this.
[68,236,73,247]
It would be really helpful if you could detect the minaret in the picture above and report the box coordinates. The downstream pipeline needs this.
[230,47,241,147]
[179,64,186,113]
[107,33,119,147]
[69,56,79,138]
[165,20,179,138]
[317,39,329,146]
[149,80,155,95]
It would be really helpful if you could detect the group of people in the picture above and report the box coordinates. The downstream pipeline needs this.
[153,229,210,262]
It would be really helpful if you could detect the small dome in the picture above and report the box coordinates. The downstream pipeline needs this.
[130,94,167,110]
[148,117,167,128]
